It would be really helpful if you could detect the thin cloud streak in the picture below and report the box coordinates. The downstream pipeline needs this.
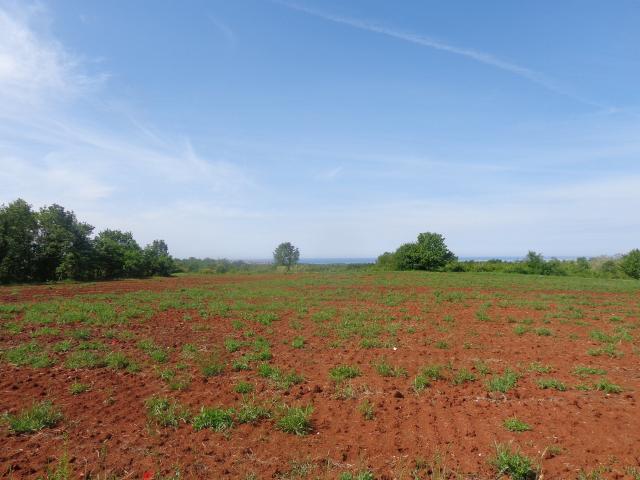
[276,1,610,110]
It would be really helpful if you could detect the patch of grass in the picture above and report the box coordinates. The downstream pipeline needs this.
[258,363,304,390]
[234,381,254,394]
[199,353,225,377]
[192,407,235,431]
[474,359,491,375]
[105,351,135,371]
[535,328,552,337]
[65,351,105,369]
[588,344,622,358]
[594,378,622,394]
[52,340,73,353]
[339,472,375,480]
[4,342,55,368]
[374,357,407,378]
[513,325,529,336]
[31,326,60,337]
[276,405,313,435]
[71,329,91,340]
[224,337,243,353]
[490,443,537,480]
[503,417,532,432]
[528,362,553,374]
[537,378,567,391]
[486,369,519,393]
[329,365,361,383]
[138,339,169,363]
[435,340,450,349]
[6,401,63,434]
[236,399,270,424]
[573,365,606,378]
[291,336,305,349]
[413,364,445,392]
[358,399,375,420]
[146,396,190,427]
[70,382,90,395]
[452,368,476,385]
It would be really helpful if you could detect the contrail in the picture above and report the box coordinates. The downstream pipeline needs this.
[275,1,608,109]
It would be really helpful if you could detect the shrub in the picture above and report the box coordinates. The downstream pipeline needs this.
[621,249,640,279]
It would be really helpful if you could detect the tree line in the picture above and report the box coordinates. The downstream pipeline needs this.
[377,232,640,279]
[0,199,174,284]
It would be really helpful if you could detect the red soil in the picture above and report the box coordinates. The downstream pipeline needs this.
[1,274,639,479]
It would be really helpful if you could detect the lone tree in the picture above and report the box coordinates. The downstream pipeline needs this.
[273,242,300,271]
[393,232,456,271]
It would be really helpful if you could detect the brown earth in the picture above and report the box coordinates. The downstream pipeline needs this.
[1,273,639,479]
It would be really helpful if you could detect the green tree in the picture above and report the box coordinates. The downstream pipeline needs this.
[94,230,144,279]
[143,239,175,276]
[524,251,545,274]
[0,199,38,283]
[34,204,94,281]
[394,232,456,271]
[621,249,640,279]
[273,242,300,271]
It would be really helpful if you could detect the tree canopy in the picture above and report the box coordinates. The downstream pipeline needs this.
[273,242,300,271]
[379,232,456,271]
[0,199,175,284]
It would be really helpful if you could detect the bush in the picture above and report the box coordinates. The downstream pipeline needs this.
[621,249,640,279]
[388,232,456,271]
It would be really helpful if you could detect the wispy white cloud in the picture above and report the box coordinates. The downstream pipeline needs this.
[276,1,610,109]
[0,3,101,105]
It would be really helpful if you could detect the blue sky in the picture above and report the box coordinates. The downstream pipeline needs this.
[1,1,639,258]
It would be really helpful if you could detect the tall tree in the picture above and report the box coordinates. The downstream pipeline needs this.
[0,199,38,283]
[94,230,144,279]
[273,242,300,271]
[34,204,94,281]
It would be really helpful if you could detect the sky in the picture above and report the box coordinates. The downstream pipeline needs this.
[1,0,639,259]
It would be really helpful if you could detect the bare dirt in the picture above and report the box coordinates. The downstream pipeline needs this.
[1,273,639,479]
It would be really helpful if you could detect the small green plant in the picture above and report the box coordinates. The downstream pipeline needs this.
[491,443,537,480]
[234,381,254,394]
[224,337,243,353]
[513,325,529,336]
[374,357,407,377]
[594,379,622,394]
[528,362,553,374]
[70,382,89,395]
[199,353,225,377]
[413,364,444,392]
[5,342,54,368]
[329,365,361,383]
[276,405,313,435]
[573,365,606,378]
[435,340,450,349]
[236,399,270,424]
[474,359,491,375]
[291,336,305,349]
[339,472,375,480]
[192,407,235,431]
[6,401,63,434]
[452,368,476,385]
[358,398,375,420]
[65,351,105,369]
[537,378,567,391]
[146,396,189,427]
[105,351,134,370]
[535,328,552,337]
[503,417,532,432]
[487,369,519,393]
